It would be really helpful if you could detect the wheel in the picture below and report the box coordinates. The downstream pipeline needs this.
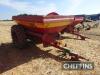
[28,35,41,44]
[11,25,28,49]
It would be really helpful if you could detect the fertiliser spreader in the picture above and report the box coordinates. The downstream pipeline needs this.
[11,12,89,61]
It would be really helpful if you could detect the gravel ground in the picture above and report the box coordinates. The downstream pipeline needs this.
[0,21,100,75]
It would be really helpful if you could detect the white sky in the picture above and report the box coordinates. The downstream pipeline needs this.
[0,0,100,19]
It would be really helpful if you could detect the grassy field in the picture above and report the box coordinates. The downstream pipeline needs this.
[0,21,100,75]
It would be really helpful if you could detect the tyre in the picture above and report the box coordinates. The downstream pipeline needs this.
[11,25,28,49]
